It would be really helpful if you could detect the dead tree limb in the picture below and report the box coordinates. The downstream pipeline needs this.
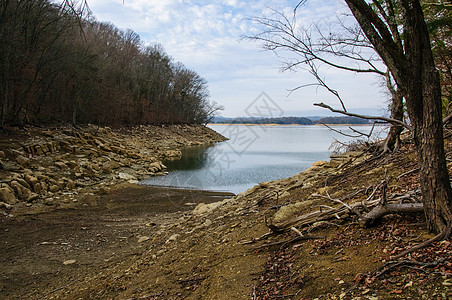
[314,102,412,131]
[359,203,424,227]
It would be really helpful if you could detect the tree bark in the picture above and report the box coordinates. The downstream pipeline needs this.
[345,0,452,233]
[401,0,452,232]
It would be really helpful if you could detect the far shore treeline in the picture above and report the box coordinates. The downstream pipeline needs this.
[212,116,371,125]
[0,0,219,128]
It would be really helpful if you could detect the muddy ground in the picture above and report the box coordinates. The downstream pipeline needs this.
[0,184,234,299]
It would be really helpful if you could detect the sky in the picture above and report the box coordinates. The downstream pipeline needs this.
[84,0,389,118]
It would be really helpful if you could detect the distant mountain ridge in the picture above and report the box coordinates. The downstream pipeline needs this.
[211,116,370,125]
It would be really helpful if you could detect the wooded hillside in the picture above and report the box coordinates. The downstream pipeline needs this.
[0,0,217,127]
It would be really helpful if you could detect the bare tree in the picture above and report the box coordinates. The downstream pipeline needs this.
[247,8,406,152]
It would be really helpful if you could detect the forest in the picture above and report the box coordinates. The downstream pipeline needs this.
[0,0,218,127]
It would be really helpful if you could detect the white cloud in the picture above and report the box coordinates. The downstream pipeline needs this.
[86,0,387,117]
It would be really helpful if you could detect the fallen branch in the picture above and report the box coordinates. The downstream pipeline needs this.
[359,203,424,228]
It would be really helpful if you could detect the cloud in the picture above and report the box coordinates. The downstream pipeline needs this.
[86,0,387,117]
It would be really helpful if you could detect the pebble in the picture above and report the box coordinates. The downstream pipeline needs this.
[63,259,76,265]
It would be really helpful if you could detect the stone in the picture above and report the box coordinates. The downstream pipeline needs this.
[0,201,12,210]
[137,236,150,243]
[1,161,21,171]
[15,178,31,190]
[0,151,5,158]
[102,161,120,173]
[15,155,30,168]
[312,160,328,167]
[118,172,137,181]
[163,150,182,158]
[24,174,38,187]
[0,187,18,204]
[54,161,68,169]
[33,183,42,194]
[63,259,76,265]
[167,234,180,242]
[193,201,222,215]
[49,185,60,193]
[9,180,32,201]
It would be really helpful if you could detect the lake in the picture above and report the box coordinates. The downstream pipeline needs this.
[141,124,386,194]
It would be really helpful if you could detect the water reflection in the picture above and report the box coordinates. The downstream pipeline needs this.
[163,145,210,171]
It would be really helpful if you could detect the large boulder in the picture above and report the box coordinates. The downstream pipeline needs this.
[0,186,18,204]
[9,180,32,201]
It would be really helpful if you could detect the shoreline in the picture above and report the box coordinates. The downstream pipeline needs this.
[0,124,227,216]
[209,123,382,126]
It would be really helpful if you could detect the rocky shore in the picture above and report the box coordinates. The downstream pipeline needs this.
[0,124,226,215]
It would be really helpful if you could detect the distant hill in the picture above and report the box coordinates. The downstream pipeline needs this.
[316,116,370,125]
[211,116,370,125]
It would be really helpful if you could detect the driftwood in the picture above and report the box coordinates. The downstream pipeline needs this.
[267,189,424,233]
[359,203,424,227]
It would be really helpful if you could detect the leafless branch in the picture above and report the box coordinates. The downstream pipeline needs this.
[314,102,412,131]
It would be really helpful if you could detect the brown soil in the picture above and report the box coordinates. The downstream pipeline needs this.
[0,184,234,299]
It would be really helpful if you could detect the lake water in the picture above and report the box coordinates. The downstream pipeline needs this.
[141,124,386,194]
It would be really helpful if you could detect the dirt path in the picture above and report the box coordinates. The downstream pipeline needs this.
[0,184,234,299]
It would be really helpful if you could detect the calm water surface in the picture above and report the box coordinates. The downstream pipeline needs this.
[141,124,385,194]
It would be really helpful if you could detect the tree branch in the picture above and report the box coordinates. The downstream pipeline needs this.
[313,102,412,131]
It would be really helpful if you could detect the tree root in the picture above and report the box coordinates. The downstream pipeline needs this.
[390,220,451,260]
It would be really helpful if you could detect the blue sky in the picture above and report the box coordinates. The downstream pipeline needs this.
[85,0,388,117]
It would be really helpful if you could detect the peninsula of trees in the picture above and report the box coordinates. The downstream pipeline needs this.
[0,0,218,127]
[212,116,370,125]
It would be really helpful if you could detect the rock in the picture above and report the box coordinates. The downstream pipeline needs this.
[49,185,59,193]
[15,155,30,168]
[203,219,212,227]
[63,259,76,265]
[149,161,165,172]
[193,201,223,215]
[1,161,21,171]
[163,150,182,158]
[15,178,31,190]
[0,201,12,210]
[10,180,32,201]
[33,182,42,194]
[0,151,5,159]
[24,174,39,188]
[137,236,150,243]
[167,234,180,242]
[54,161,68,169]
[0,187,18,204]
[259,181,270,188]
[312,160,328,167]
[118,172,137,181]
[102,161,120,173]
